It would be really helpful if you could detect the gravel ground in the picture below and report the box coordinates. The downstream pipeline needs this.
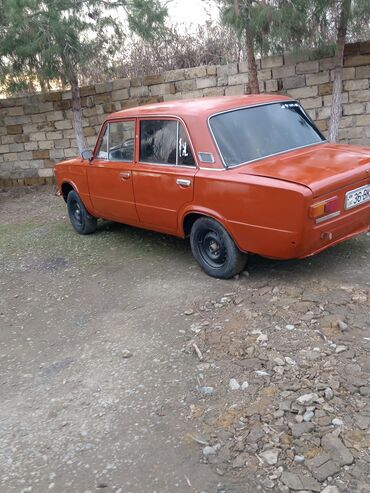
[0,186,369,493]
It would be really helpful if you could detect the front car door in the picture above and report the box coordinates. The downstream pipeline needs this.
[87,119,139,224]
[133,118,197,233]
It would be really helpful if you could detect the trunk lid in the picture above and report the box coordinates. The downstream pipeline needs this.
[238,143,370,197]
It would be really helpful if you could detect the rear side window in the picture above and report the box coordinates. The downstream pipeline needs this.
[140,120,196,166]
[178,124,195,166]
[140,120,177,164]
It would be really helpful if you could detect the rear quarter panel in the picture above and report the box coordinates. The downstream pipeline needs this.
[299,177,370,257]
[188,170,313,259]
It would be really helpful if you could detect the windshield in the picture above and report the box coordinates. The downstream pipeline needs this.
[209,102,325,168]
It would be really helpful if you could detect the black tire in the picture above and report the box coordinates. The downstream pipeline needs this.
[67,190,97,235]
[190,217,247,279]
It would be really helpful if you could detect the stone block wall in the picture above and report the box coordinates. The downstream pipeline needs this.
[0,41,369,188]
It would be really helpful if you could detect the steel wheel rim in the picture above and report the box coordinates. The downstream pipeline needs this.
[198,230,227,268]
[71,199,82,227]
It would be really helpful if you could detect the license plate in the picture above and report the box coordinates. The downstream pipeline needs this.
[345,184,370,210]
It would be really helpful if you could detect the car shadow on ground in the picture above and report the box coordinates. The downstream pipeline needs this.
[248,234,368,283]
[94,219,369,284]
[96,219,189,249]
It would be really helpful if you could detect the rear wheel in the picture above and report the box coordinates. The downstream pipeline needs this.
[190,217,247,279]
[67,190,97,235]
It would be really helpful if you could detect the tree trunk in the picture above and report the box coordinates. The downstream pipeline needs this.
[328,0,351,143]
[245,27,259,94]
[60,76,67,90]
[70,72,88,154]
[38,76,47,92]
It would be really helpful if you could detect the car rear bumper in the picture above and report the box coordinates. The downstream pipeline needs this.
[299,204,370,259]
[228,201,369,260]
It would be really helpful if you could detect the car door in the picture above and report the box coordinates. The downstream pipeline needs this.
[132,118,197,233]
[87,119,139,224]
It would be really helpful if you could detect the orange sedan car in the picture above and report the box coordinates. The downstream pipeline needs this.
[55,95,370,278]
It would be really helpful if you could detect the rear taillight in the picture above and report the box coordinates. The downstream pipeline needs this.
[309,196,340,222]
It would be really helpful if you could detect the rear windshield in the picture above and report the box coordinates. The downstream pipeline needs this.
[209,102,325,168]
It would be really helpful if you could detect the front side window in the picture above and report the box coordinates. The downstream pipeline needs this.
[96,126,108,159]
[209,102,325,168]
[108,121,135,161]
[140,119,195,166]
[95,120,135,161]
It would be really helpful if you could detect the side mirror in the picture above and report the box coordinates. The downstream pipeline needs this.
[81,149,93,162]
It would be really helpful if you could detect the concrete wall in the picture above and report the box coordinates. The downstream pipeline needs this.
[0,41,369,188]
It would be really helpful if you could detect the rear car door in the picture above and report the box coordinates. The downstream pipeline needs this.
[133,118,197,233]
[87,119,139,224]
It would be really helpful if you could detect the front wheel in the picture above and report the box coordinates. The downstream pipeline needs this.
[67,190,97,235]
[190,217,247,279]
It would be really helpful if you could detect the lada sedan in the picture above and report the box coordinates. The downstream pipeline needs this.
[55,95,370,278]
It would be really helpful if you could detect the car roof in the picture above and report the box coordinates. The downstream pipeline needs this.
[109,94,293,120]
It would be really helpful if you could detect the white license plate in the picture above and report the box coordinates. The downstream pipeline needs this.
[345,184,370,210]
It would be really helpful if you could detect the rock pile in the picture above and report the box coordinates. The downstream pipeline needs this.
[185,281,370,492]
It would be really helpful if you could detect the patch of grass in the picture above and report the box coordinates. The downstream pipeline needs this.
[0,218,188,272]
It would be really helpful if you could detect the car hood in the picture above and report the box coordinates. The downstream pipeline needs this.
[55,158,81,167]
[238,143,370,197]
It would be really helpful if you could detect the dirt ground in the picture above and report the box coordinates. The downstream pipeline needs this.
[0,186,369,493]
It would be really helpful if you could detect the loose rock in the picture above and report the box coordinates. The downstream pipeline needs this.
[290,422,314,438]
[255,370,270,377]
[296,393,319,406]
[280,471,321,492]
[203,445,220,457]
[303,411,314,422]
[306,452,341,482]
[260,448,280,465]
[324,388,334,400]
[121,350,133,358]
[229,378,240,390]
[321,434,354,466]
[321,486,340,493]
[285,356,296,366]
[257,334,268,344]
[198,386,214,395]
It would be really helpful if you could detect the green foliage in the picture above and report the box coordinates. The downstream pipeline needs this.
[272,0,370,49]
[219,0,274,55]
[0,0,167,94]
[215,0,370,56]
[346,0,370,40]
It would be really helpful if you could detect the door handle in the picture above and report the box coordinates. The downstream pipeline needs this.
[119,171,131,180]
[176,178,192,187]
